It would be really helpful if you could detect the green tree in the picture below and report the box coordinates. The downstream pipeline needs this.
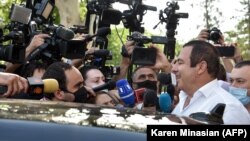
[227,0,250,59]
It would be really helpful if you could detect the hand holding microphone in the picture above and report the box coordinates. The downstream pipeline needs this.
[0,72,28,97]
[0,74,59,98]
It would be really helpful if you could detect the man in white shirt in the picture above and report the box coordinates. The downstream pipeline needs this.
[171,40,250,124]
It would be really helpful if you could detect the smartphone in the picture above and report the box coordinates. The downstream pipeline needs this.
[131,47,157,65]
[216,46,235,57]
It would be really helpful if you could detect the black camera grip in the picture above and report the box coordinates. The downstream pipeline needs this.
[0,86,8,95]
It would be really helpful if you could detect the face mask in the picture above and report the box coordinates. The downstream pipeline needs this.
[73,87,88,103]
[135,80,157,91]
[229,86,250,105]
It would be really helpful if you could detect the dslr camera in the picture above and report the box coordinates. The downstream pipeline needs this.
[207,27,235,57]
[208,27,222,43]
[126,32,167,65]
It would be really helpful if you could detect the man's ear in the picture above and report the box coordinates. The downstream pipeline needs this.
[196,60,208,75]
[54,89,64,100]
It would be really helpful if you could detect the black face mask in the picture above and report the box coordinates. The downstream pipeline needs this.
[135,80,157,91]
[73,87,88,103]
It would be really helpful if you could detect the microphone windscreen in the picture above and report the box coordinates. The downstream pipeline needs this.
[157,73,172,85]
[56,26,75,40]
[42,79,59,93]
[143,89,157,107]
[96,27,111,36]
[159,92,172,113]
[116,79,135,107]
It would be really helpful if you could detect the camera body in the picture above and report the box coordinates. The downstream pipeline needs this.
[208,27,222,43]
[127,32,167,65]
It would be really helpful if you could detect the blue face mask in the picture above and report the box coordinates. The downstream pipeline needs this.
[229,86,250,105]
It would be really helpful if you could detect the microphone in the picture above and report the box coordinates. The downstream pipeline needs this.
[157,72,172,85]
[159,92,172,113]
[0,77,59,95]
[86,49,111,58]
[143,89,158,108]
[55,26,75,40]
[92,80,116,92]
[83,27,111,42]
[116,79,135,107]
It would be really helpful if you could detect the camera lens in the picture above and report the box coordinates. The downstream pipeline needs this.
[209,27,221,43]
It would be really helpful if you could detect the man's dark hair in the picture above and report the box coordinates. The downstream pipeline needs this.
[235,60,250,68]
[79,66,99,80]
[131,66,157,82]
[42,62,72,99]
[20,60,48,78]
[183,40,220,78]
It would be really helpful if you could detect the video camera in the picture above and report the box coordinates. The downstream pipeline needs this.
[127,32,167,65]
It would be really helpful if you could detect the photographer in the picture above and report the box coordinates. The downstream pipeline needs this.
[197,28,243,73]
[116,35,172,81]
[5,33,50,73]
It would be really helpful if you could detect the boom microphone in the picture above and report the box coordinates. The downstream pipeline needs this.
[83,27,111,42]
[0,77,59,95]
[92,80,116,92]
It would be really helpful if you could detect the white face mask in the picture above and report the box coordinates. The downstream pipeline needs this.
[229,86,250,105]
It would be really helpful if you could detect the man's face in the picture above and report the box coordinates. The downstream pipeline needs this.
[171,47,197,92]
[84,69,105,88]
[64,67,84,102]
[95,93,115,107]
[230,66,250,96]
[133,67,157,83]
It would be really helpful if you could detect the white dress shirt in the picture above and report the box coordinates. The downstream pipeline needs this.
[172,79,250,124]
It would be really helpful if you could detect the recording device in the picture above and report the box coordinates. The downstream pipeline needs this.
[143,89,158,108]
[189,103,225,124]
[128,32,167,65]
[0,44,25,63]
[159,92,172,113]
[92,80,116,92]
[157,72,177,86]
[10,4,32,25]
[207,27,235,57]
[208,27,222,43]
[83,27,111,42]
[121,0,157,32]
[154,1,188,60]
[216,46,235,57]
[116,79,135,107]
[0,77,59,96]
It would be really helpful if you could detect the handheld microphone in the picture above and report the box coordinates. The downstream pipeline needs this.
[92,80,116,92]
[0,77,59,95]
[116,79,135,107]
[157,72,172,85]
[159,92,172,113]
[143,89,158,107]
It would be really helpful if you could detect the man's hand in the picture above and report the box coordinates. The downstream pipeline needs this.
[0,72,28,97]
